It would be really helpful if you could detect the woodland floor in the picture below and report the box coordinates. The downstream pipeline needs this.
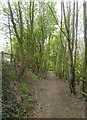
[27,71,85,118]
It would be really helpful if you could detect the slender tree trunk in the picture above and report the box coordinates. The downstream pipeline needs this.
[83,1,87,99]
[62,2,76,94]
[8,1,25,76]
[8,11,13,63]
[83,1,87,79]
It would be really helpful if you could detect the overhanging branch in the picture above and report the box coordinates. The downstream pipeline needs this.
[48,4,68,40]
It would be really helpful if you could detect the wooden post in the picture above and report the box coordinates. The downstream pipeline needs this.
[2,51,4,65]
[83,81,84,95]
[85,94,87,118]
[79,77,83,97]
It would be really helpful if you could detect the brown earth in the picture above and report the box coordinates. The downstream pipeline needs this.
[27,71,85,118]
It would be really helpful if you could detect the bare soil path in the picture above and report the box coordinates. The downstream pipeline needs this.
[27,71,85,118]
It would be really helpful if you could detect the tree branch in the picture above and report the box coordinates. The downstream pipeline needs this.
[8,2,20,42]
[48,4,68,40]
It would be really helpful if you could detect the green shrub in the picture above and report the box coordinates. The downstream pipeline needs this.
[18,97,33,116]
[20,82,28,94]
[24,70,38,81]
[30,71,38,80]
[2,76,17,118]
[2,64,33,118]
[2,65,19,81]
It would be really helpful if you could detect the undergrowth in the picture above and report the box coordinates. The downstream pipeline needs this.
[23,70,38,81]
[2,63,34,118]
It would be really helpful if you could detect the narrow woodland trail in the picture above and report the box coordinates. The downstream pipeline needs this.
[28,72,85,118]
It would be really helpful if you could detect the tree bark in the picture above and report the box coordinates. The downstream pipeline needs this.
[62,2,76,94]
[83,1,87,79]
[8,2,25,76]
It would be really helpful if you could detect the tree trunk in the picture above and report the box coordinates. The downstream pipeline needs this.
[69,64,76,94]
[62,2,76,94]
[83,1,87,79]
[83,1,87,99]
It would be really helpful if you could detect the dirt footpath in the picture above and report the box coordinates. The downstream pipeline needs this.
[28,72,85,118]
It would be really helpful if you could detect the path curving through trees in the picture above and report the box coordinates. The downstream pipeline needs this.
[27,72,85,118]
